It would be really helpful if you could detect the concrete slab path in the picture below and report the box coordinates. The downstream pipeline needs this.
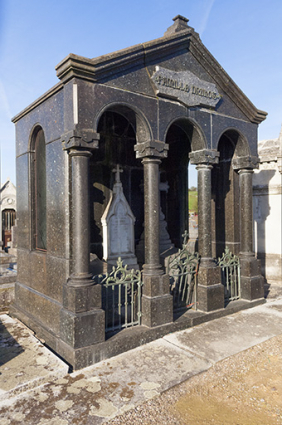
[1,292,282,424]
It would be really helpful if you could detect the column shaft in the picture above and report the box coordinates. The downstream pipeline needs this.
[70,150,92,281]
[239,169,254,255]
[142,157,163,275]
[197,164,213,260]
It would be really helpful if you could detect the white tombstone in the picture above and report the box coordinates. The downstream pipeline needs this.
[101,165,138,268]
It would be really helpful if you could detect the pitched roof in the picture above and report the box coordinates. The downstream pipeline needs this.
[13,16,267,124]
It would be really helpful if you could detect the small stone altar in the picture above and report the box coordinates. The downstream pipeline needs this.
[101,165,138,268]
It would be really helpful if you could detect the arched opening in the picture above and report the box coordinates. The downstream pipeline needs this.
[90,109,143,259]
[30,126,47,251]
[212,130,243,257]
[161,118,205,249]
[30,127,47,251]
[162,123,190,248]
[2,208,16,247]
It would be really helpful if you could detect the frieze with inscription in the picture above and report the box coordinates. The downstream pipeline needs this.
[151,66,221,108]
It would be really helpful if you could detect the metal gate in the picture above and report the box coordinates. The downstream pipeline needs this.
[167,244,199,310]
[218,248,241,303]
[97,258,143,333]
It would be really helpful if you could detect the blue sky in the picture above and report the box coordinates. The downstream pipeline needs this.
[0,0,282,187]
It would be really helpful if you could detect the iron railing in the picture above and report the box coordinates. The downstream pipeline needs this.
[96,258,142,333]
[218,248,241,302]
[167,233,199,310]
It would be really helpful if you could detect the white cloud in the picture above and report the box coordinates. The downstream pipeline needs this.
[198,0,216,37]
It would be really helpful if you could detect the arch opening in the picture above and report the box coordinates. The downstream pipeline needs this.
[212,130,242,257]
[90,109,144,260]
[30,127,47,251]
[162,121,193,249]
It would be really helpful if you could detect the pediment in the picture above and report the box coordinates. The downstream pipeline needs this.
[55,17,266,124]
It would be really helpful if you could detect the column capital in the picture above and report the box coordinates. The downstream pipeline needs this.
[189,149,219,165]
[141,157,162,166]
[232,155,259,171]
[61,129,100,151]
[238,168,254,175]
[134,140,169,159]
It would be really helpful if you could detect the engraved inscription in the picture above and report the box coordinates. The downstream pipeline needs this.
[151,66,221,108]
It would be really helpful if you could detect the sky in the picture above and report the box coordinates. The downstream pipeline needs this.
[0,0,282,187]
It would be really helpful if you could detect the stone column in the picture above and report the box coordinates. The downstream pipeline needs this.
[69,149,93,286]
[238,169,254,255]
[142,158,163,274]
[190,149,224,311]
[135,140,173,327]
[233,156,264,300]
[197,164,213,261]
[60,129,105,350]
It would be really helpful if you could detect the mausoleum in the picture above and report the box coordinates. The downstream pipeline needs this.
[12,16,267,369]
[0,179,16,249]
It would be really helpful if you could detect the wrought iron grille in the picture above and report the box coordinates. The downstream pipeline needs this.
[218,248,241,302]
[97,258,143,333]
[167,233,199,310]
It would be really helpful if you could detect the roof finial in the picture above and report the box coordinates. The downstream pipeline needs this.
[164,15,190,36]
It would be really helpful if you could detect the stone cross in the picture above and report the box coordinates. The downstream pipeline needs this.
[113,164,123,183]
[182,230,189,245]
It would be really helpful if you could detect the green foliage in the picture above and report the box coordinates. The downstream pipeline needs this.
[188,190,198,214]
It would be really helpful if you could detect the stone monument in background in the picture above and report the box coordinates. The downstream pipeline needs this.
[253,127,282,283]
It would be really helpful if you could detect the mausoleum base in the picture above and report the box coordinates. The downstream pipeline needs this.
[10,295,265,370]
[60,308,105,349]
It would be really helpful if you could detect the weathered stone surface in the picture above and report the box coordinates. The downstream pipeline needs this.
[141,294,173,327]
[197,283,225,312]
[60,308,105,349]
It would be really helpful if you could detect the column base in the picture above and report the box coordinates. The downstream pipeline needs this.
[141,273,173,327]
[197,262,224,311]
[60,308,105,349]
[240,256,264,300]
[63,283,102,313]
[197,284,225,312]
[240,276,264,300]
[141,294,173,327]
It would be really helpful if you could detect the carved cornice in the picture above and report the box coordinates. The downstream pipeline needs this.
[61,129,100,151]
[232,155,259,170]
[134,140,169,159]
[189,149,219,165]
[55,31,192,84]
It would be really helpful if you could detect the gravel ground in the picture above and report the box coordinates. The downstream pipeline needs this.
[107,334,282,425]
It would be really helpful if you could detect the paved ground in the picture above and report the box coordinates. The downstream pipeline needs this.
[0,282,282,424]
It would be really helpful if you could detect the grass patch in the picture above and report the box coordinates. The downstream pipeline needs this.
[188,190,198,214]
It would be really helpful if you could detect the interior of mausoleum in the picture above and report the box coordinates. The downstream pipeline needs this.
[11,15,268,369]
